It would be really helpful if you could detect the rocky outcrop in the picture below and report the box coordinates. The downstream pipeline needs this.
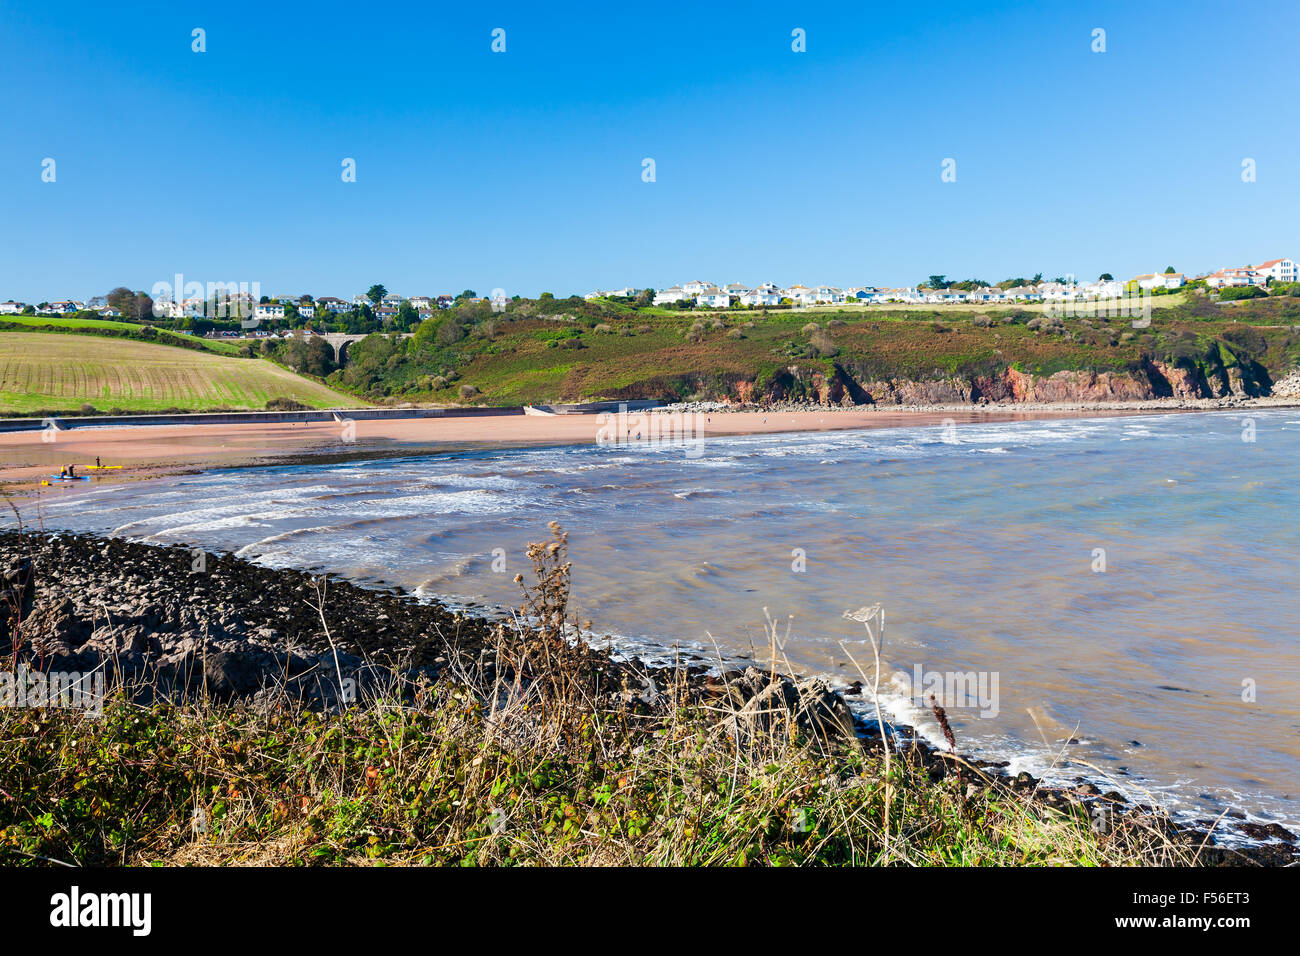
[729,355,1277,407]
[0,531,498,709]
[1272,368,1300,397]
[718,667,858,742]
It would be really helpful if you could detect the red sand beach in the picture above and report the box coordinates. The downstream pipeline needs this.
[0,404,1224,488]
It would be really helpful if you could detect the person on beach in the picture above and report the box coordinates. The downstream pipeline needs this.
[95,457,101,468]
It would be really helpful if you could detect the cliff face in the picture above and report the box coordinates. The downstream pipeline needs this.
[599,346,1279,407]
[726,355,1273,407]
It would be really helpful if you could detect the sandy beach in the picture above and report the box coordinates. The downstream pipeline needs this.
[1,400,1289,487]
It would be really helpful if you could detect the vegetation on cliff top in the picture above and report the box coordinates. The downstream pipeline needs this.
[6,291,1300,411]
[278,292,1300,406]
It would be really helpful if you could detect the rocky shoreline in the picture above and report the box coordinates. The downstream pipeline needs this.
[658,394,1300,416]
[1,528,1295,865]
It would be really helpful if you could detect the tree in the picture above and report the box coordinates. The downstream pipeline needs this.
[282,335,336,377]
[926,274,948,290]
[1164,266,1176,274]
[436,316,467,345]
[367,285,387,305]
[459,289,477,300]
[106,287,136,314]
[411,316,441,352]
[1098,273,1113,281]
[396,301,419,331]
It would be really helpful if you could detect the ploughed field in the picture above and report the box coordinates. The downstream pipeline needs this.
[0,332,352,414]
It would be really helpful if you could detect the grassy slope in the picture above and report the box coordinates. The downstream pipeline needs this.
[402,296,1300,405]
[0,331,353,414]
[0,314,244,354]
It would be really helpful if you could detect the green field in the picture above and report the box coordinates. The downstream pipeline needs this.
[0,314,145,332]
[0,314,245,354]
[0,332,354,414]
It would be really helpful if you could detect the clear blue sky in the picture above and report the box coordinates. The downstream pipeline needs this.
[0,0,1294,302]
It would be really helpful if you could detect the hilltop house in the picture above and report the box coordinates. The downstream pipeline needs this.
[0,301,24,314]
[255,303,286,320]
[743,287,780,306]
[1081,280,1126,298]
[1132,273,1185,290]
[317,296,349,313]
[694,287,731,308]
[1252,258,1298,284]
[1205,268,1265,289]
[653,286,691,305]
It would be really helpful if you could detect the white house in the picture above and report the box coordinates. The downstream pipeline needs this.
[809,285,844,304]
[863,289,899,303]
[653,286,691,305]
[1252,258,1298,284]
[317,296,349,313]
[408,296,433,309]
[1205,268,1264,289]
[694,287,731,309]
[151,299,181,319]
[1132,273,1185,291]
[681,280,711,296]
[739,289,781,306]
[0,301,24,314]
[1081,280,1126,298]
[255,303,286,320]
[352,294,372,308]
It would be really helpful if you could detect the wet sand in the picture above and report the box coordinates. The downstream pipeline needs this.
[0,403,1246,487]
